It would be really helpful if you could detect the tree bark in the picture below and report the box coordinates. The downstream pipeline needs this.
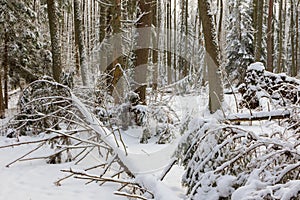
[266,0,274,72]
[4,30,8,109]
[74,0,89,86]
[47,0,62,82]
[167,0,172,84]
[104,0,125,103]
[133,0,153,104]
[290,0,297,76]
[0,73,5,118]
[173,0,177,82]
[295,1,299,72]
[277,0,283,73]
[152,0,158,88]
[254,0,264,61]
[198,0,224,113]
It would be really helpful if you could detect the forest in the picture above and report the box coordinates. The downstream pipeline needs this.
[0,0,300,199]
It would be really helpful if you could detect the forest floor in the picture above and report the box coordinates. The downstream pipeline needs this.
[0,87,287,199]
[0,90,190,200]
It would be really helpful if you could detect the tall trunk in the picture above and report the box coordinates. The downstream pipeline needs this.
[4,30,8,109]
[133,0,153,104]
[0,73,4,118]
[267,0,274,71]
[253,0,258,55]
[277,0,283,73]
[296,1,299,71]
[183,0,188,77]
[291,0,296,76]
[152,0,158,88]
[173,0,177,81]
[47,0,62,82]
[99,3,107,71]
[198,0,224,113]
[254,0,264,61]
[104,0,124,103]
[178,0,185,78]
[167,0,172,84]
[74,0,89,86]
[218,0,223,62]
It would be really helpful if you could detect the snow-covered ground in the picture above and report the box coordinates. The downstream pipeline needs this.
[0,134,186,199]
[1,86,291,200]
[0,90,188,200]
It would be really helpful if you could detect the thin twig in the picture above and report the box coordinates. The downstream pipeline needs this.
[6,142,46,167]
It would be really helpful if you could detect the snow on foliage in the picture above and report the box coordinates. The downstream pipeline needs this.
[225,0,254,85]
[175,62,300,199]
[178,118,300,199]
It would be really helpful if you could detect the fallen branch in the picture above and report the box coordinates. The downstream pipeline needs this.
[227,110,291,122]
[6,142,46,167]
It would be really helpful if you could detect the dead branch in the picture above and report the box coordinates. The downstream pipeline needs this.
[6,142,46,167]
[159,158,177,181]
[227,110,291,122]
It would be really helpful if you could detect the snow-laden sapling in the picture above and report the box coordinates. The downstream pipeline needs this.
[178,118,300,199]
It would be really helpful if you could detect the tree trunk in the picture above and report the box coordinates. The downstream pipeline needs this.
[295,1,299,72]
[4,30,8,109]
[218,0,223,63]
[291,0,297,76]
[167,0,172,84]
[99,3,107,72]
[183,0,188,77]
[266,0,274,72]
[104,0,125,103]
[47,0,62,82]
[133,0,153,104]
[74,0,89,86]
[0,73,4,118]
[253,0,258,55]
[173,0,177,82]
[277,0,283,73]
[198,0,224,113]
[152,0,158,88]
[254,0,264,61]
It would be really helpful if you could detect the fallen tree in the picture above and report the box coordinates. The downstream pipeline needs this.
[1,77,177,199]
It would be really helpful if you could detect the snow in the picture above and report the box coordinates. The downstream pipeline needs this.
[0,90,186,200]
[0,137,125,200]
[227,109,290,120]
[136,174,181,200]
[247,62,265,72]
[1,79,300,199]
[216,175,236,197]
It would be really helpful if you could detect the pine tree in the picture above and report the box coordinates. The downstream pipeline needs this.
[225,0,254,85]
[0,0,52,87]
